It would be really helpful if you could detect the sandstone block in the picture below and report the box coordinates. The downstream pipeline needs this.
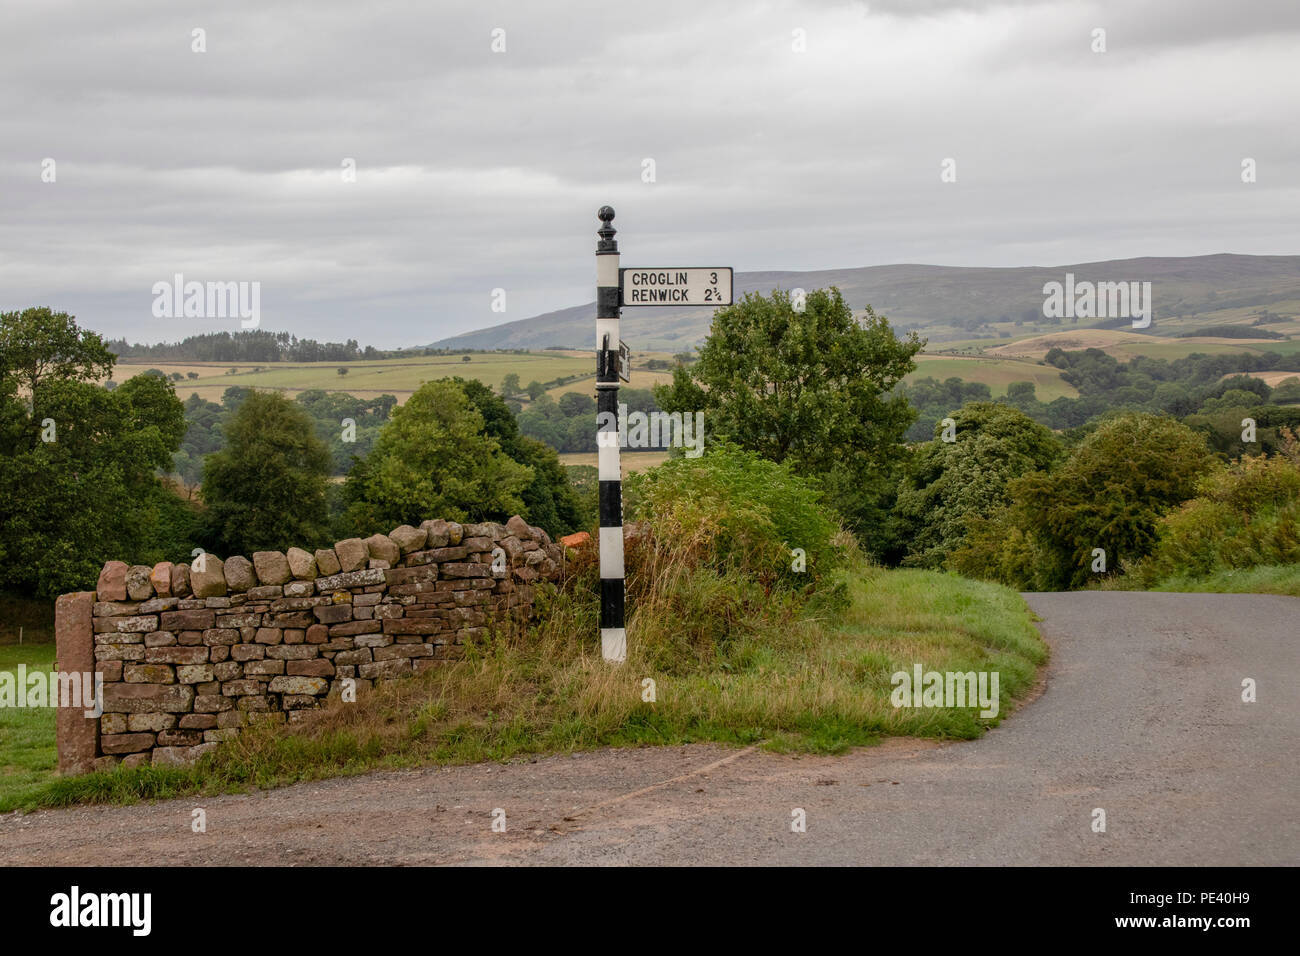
[254,626,283,645]
[145,646,208,664]
[127,713,176,732]
[123,564,152,601]
[94,615,157,634]
[101,733,155,754]
[389,524,427,553]
[170,563,192,597]
[365,533,400,564]
[193,694,233,713]
[419,519,451,548]
[96,561,129,601]
[101,683,195,714]
[149,562,173,597]
[177,664,215,684]
[313,604,352,624]
[101,713,128,734]
[359,659,411,679]
[161,608,215,630]
[189,555,226,598]
[314,548,342,576]
[287,659,334,677]
[268,675,328,695]
[334,538,368,572]
[244,659,285,676]
[280,546,315,580]
[252,551,292,586]
[124,663,175,684]
[223,555,256,591]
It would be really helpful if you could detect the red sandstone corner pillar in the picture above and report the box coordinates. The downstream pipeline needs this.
[55,591,98,775]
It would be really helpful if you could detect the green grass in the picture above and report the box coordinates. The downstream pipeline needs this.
[0,642,58,808]
[1148,564,1300,596]
[0,558,1046,812]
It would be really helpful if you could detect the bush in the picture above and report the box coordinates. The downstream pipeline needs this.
[890,402,1061,568]
[1140,430,1300,580]
[626,443,843,591]
[949,413,1213,589]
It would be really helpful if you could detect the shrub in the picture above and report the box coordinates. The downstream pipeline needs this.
[1140,430,1300,580]
[625,443,843,591]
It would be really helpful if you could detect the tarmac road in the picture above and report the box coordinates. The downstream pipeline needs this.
[2,592,1294,865]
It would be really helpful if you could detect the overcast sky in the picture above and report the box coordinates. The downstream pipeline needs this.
[2,0,1297,348]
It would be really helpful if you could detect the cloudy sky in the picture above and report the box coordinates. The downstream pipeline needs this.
[2,0,1297,348]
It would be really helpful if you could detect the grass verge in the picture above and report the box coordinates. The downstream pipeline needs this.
[1,556,1045,813]
[1147,564,1300,596]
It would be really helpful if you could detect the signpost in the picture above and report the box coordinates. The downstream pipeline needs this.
[593,206,732,663]
[619,268,733,307]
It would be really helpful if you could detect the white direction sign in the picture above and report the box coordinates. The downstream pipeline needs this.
[620,267,733,306]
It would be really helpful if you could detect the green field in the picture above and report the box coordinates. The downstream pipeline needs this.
[114,353,595,405]
[0,642,57,808]
[908,355,1079,400]
[114,350,690,408]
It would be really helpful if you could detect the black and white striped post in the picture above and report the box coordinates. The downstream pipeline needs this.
[595,205,626,663]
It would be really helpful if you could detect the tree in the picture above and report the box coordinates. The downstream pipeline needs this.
[200,391,332,554]
[525,380,546,400]
[954,413,1214,589]
[655,287,923,544]
[337,367,349,376]
[0,333,189,597]
[456,378,586,535]
[500,372,522,396]
[889,403,1061,568]
[187,371,199,380]
[0,307,114,409]
[462,355,472,363]
[343,379,533,531]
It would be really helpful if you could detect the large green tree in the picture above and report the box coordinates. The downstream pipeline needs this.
[0,307,114,409]
[654,287,923,545]
[0,311,190,596]
[201,391,332,554]
[456,378,587,535]
[343,379,533,531]
[890,402,1061,568]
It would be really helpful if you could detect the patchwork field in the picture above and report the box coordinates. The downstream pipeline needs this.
[984,328,1298,362]
[113,353,594,405]
[113,350,686,407]
[558,450,671,475]
[908,355,1079,400]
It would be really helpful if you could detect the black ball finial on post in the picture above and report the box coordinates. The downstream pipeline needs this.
[597,206,617,251]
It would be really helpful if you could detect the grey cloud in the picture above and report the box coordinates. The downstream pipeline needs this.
[0,0,1296,347]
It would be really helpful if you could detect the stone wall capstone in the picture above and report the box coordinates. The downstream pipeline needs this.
[56,516,563,773]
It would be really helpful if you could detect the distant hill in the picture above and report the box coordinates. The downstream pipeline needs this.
[431,254,1300,351]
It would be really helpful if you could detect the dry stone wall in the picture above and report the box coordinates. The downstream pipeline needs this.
[56,516,563,773]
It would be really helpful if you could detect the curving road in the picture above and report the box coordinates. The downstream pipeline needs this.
[1,592,1295,865]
